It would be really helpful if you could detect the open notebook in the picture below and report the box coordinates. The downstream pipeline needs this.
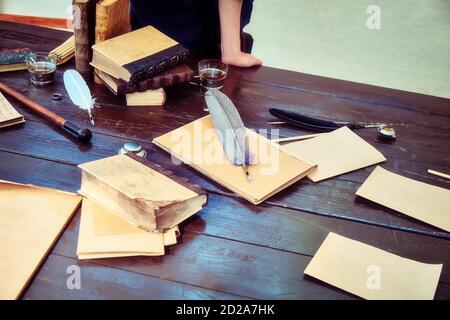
[153,115,316,204]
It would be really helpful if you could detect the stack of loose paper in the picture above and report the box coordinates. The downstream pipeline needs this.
[76,154,203,259]
[305,233,443,300]
[77,198,179,259]
[283,126,386,182]
[356,166,450,232]
[0,180,82,300]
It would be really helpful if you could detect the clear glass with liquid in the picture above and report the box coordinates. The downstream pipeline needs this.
[198,59,228,89]
[26,52,57,86]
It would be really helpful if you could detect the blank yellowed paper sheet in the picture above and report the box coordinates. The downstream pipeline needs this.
[0,91,25,128]
[153,115,316,204]
[0,180,82,300]
[356,166,450,232]
[77,198,179,259]
[305,233,443,300]
[283,126,386,182]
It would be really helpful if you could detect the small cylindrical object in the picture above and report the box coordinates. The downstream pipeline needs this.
[378,125,396,139]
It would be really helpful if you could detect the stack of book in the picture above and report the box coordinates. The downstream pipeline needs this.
[90,26,194,106]
[76,153,207,259]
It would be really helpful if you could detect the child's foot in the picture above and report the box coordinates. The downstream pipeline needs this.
[222,52,263,67]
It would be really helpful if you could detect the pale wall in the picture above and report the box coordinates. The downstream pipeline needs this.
[1,0,449,98]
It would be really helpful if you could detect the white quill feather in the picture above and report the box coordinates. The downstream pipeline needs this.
[63,70,96,126]
[205,89,252,181]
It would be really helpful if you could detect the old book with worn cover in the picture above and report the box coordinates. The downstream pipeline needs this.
[95,64,194,95]
[78,153,207,232]
[91,26,189,83]
[0,91,25,129]
[153,115,316,205]
[95,0,131,43]
[0,48,31,72]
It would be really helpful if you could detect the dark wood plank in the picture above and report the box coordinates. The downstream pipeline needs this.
[227,65,450,116]
[2,64,448,183]
[0,20,71,52]
[23,254,246,300]
[1,119,448,240]
[0,151,448,299]
[3,70,449,161]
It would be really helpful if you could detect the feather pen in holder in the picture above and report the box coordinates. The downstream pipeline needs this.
[205,89,252,182]
[63,69,96,126]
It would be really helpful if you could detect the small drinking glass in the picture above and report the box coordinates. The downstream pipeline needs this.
[198,59,228,90]
[26,52,57,86]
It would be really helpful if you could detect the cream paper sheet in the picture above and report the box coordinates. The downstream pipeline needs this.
[283,126,386,182]
[304,233,443,300]
[356,166,450,232]
[0,180,82,299]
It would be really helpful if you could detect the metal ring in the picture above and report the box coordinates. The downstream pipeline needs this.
[51,93,62,101]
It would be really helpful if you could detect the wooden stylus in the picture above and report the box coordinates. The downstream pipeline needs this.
[0,82,92,143]
[428,169,450,180]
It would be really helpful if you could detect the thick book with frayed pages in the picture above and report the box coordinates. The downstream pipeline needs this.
[78,153,207,232]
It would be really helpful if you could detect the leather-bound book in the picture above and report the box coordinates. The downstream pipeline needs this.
[94,64,194,95]
[91,26,189,84]
[78,154,207,232]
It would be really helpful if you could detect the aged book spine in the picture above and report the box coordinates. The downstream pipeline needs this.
[97,65,194,95]
[136,65,194,92]
[73,0,97,80]
[124,45,190,85]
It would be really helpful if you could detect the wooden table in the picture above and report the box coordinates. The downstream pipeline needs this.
[1,21,449,300]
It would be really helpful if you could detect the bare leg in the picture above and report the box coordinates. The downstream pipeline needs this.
[218,0,262,67]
